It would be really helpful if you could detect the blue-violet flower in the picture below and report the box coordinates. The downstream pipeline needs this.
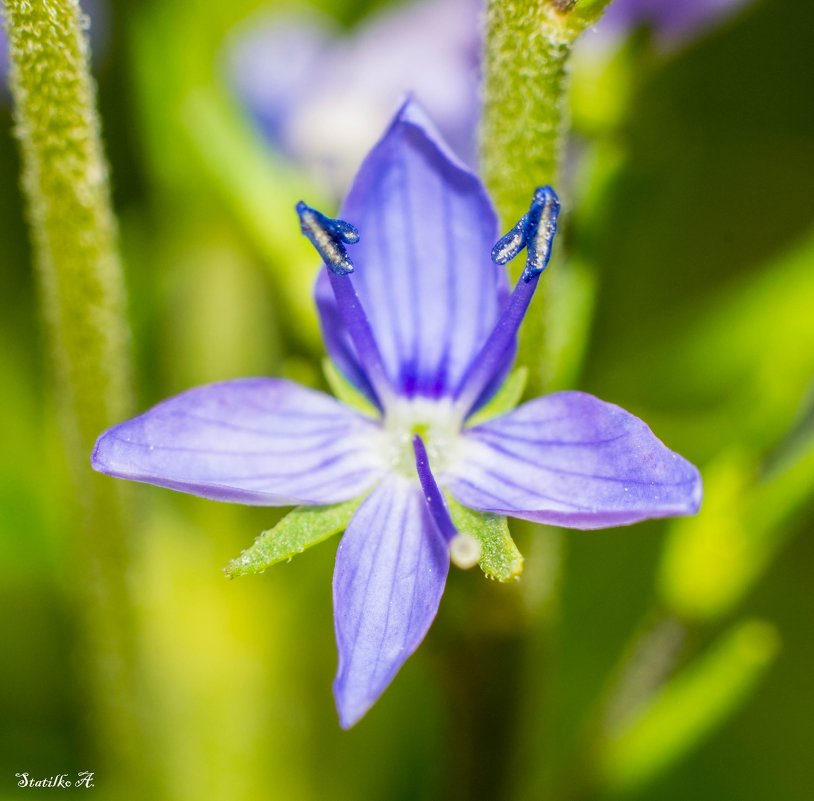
[92,100,702,728]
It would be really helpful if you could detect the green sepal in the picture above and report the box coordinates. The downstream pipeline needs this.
[323,358,378,418]
[224,497,363,578]
[466,367,528,427]
[446,495,524,582]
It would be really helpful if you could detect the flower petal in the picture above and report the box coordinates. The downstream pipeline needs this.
[333,474,449,727]
[92,378,385,506]
[315,99,510,401]
[444,392,702,529]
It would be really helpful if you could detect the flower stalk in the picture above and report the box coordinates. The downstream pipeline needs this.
[482,0,614,223]
[481,0,614,395]
[5,0,141,791]
[475,1,614,789]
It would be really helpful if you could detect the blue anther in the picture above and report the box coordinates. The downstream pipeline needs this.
[296,200,359,275]
[491,214,528,265]
[331,218,360,245]
[489,186,561,282]
[522,186,560,282]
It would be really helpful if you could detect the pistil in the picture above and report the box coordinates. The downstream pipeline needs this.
[413,435,458,543]
[414,435,482,569]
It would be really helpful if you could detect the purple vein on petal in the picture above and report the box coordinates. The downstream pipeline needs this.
[92,378,384,506]
[319,99,506,403]
[452,471,597,512]
[369,495,409,682]
[472,441,697,487]
[332,476,449,727]
[401,148,421,394]
[474,428,629,448]
[436,186,456,392]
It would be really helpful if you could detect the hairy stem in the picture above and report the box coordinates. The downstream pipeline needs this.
[482,0,612,223]
[5,0,142,791]
[477,3,612,796]
[481,0,613,394]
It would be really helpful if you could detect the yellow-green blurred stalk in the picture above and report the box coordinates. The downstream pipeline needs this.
[4,0,143,793]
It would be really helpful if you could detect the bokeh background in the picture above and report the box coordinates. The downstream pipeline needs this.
[1,0,812,799]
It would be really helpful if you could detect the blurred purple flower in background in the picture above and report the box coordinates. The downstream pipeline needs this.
[226,0,753,191]
[92,101,701,728]
[226,0,480,192]
[0,22,7,83]
[598,0,752,48]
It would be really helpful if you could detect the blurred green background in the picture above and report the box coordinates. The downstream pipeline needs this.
[1,0,812,799]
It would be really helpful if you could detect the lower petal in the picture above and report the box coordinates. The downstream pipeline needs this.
[333,474,449,727]
[444,391,702,529]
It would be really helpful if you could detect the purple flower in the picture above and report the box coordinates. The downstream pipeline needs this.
[0,24,8,87]
[592,0,752,49]
[92,101,701,727]
[226,0,480,191]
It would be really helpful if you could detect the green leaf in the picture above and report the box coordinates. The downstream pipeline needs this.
[660,418,814,622]
[225,498,363,578]
[322,359,379,418]
[446,495,524,582]
[467,367,528,427]
[600,619,779,794]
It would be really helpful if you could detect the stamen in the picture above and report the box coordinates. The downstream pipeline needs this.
[296,201,358,275]
[523,186,560,281]
[413,435,458,544]
[492,185,560,281]
[491,214,528,265]
[453,186,561,417]
[296,200,394,409]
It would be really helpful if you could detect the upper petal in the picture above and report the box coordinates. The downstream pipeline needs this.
[92,378,385,506]
[316,99,510,402]
[333,474,449,727]
[443,391,702,529]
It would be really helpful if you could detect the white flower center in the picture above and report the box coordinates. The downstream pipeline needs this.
[378,397,463,478]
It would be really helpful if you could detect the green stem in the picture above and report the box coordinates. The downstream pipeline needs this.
[433,576,531,801]
[5,0,143,792]
[481,0,613,224]
[477,4,613,797]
